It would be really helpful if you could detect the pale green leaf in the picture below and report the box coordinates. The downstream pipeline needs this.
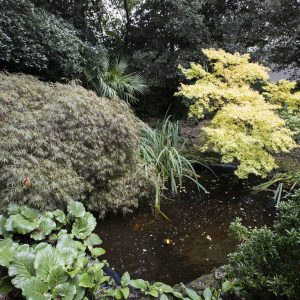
[67,201,85,218]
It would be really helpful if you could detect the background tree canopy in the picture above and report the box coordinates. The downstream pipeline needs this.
[0,0,299,116]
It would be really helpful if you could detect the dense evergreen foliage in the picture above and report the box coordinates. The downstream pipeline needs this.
[227,189,300,299]
[176,49,297,178]
[0,73,153,217]
[0,0,86,81]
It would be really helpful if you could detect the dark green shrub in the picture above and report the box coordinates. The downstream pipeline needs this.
[0,0,85,80]
[0,73,153,217]
[227,190,300,299]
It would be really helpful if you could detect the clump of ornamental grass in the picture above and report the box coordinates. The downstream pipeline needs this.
[140,117,207,218]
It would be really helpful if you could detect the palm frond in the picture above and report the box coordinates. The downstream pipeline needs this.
[83,55,147,103]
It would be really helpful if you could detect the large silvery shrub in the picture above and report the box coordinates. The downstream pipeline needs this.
[0,73,153,217]
[0,0,85,81]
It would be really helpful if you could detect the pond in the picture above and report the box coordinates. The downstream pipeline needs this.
[96,170,275,285]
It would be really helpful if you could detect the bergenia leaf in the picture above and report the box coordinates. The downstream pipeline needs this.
[52,282,76,300]
[78,273,95,288]
[7,203,21,215]
[0,239,15,267]
[7,214,39,234]
[47,266,68,289]
[9,250,35,289]
[89,247,105,258]
[53,209,66,224]
[67,201,86,218]
[85,233,102,247]
[21,207,40,220]
[34,245,65,281]
[30,216,56,241]
[72,212,96,239]
[22,277,48,300]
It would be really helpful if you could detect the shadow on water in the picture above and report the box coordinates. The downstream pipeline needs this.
[96,171,275,285]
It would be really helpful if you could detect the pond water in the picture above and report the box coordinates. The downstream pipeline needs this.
[96,171,275,285]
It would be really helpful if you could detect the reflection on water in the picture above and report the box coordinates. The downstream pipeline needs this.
[96,172,275,285]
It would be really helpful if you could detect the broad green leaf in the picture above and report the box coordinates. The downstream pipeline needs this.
[53,210,66,224]
[121,287,130,299]
[47,266,68,289]
[0,277,14,294]
[52,283,76,300]
[153,282,174,293]
[149,289,159,297]
[89,247,105,258]
[85,233,102,246]
[22,277,48,300]
[56,233,83,266]
[34,246,65,281]
[33,243,49,252]
[0,239,15,267]
[114,289,123,300]
[203,288,212,300]
[129,279,148,291]
[172,291,183,299]
[21,207,40,220]
[7,203,21,215]
[67,201,86,218]
[71,212,96,240]
[68,267,81,278]
[7,215,39,234]
[78,273,95,288]
[121,272,130,287]
[30,217,56,241]
[160,294,169,300]
[73,287,86,300]
[185,288,201,300]
[222,280,233,292]
[0,215,11,238]
[9,250,35,289]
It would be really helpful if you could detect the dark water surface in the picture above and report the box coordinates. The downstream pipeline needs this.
[96,172,275,285]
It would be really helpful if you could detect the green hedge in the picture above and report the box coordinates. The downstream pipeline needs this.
[0,0,86,81]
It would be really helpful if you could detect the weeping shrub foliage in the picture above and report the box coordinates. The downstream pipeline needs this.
[0,73,153,217]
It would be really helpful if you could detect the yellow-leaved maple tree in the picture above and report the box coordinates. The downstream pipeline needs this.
[176,49,298,178]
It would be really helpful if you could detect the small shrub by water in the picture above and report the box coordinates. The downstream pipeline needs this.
[227,189,300,299]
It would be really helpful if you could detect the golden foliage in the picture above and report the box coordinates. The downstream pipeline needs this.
[176,49,297,178]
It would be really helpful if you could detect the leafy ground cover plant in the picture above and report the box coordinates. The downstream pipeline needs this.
[227,189,300,299]
[0,73,153,217]
[176,49,297,179]
[139,117,208,218]
[0,201,243,300]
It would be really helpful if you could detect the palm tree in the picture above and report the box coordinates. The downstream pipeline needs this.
[83,54,147,103]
